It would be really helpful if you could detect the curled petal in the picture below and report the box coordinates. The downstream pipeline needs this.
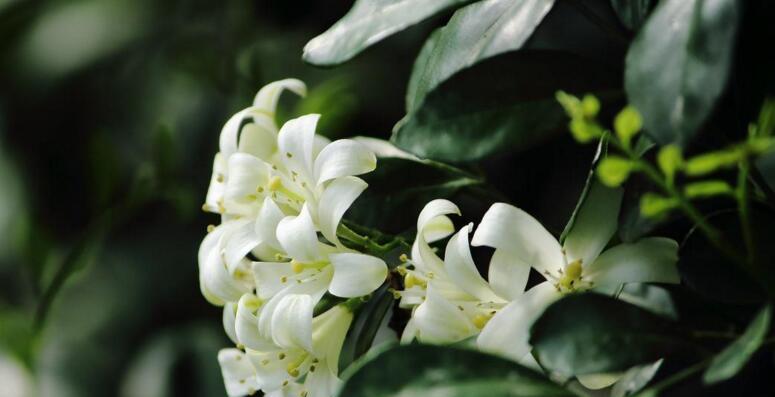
[199,224,251,304]
[278,114,319,183]
[487,249,530,301]
[585,237,680,289]
[235,294,276,351]
[252,78,307,113]
[472,203,564,275]
[204,153,227,214]
[413,283,477,344]
[222,302,238,345]
[223,219,260,274]
[217,349,260,397]
[255,197,285,251]
[238,119,278,161]
[444,224,501,302]
[224,153,270,205]
[276,204,320,262]
[414,199,460,274]
[318,177,368,247]
[271,294,314,351]
[328,253,388,298]
[313,139,376,185]
[477,282,560,363]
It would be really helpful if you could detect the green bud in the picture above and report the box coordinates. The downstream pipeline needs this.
[685,149,741,176]
[556,91,582,119]
[657,144,683,183]
[597,156,633,187]
[569,119,603,144]
[581,95,600,118]
[640,193,679,218]
[684,180,733,198]
[614,105,643,148]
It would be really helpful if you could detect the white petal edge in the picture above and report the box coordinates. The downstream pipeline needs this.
[488,248,531,301]
[271,294,314,352]
[477,282,560,362]
[255,197,285,251]
[471,202,564,275]
[276,204,320,263]
[313,139,377,185]
[444,224,501,302]
[217,348,259,397]
[328,253,388,298]
[277,114,319,182]
[252,78,307,113]
[413,282,477,344]
[318,176,368,247]
[585,237,680,289]
[224,153,270,205]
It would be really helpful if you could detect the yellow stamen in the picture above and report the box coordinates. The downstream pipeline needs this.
[291,260,304,274]
[473,314,492,329]
[268,176,283,191]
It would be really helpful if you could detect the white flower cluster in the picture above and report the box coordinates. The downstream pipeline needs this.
[199,79,389,397]
[398,182,680,389]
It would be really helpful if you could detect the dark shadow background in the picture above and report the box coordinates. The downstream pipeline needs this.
[0,1,602,396]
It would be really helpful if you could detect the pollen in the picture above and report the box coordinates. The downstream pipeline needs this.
[286,364,300,378]
[404,273,426,289]
[207,224,215,233]
[291,260,304,274]
[472,314,492,329]
[286,152,293,158]
[399,253,408,262]
[216,174,224,183]
[268,176,283,191]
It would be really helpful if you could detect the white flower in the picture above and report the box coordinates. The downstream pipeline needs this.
[217,348,261,397]
[472,182,679,388]
[227,296,355,397]
[398,199,513,344]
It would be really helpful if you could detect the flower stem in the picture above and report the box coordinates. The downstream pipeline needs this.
[737,157,755,264]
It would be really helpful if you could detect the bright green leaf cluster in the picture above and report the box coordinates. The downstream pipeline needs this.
[556,91,605,143]
[598,156,633,187]
[684,180,734,199]
[640,193,679,218]
[657,144,683,185]
[614,105,643,148]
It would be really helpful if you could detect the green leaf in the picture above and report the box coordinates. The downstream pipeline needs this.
[684,180,733,198]
[703,305,772,384]
[610,0,655,30]
[394,50,620,162]
[610,359,663,397]
[639,192,678,218]
[405,0,556,112]
[302,0,471,66]
[684,149,742,176]
[625,0,740,145]
[530,293,682,375]
[339,285,395,369]
[614,105,643,148]
[597,156,633,187]
[337,344,576,397]
[656,144,683,182]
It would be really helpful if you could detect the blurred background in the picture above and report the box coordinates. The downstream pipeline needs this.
[0,1,598,396]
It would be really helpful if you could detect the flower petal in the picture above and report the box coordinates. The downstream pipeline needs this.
[562,182,623,266]
[585,237,680,289]
[471,203,564,275]
[278,114,319,183]
[238,120,278,161]
[246,349,294,392]
[328,253,388,298]
[276,204,320,263]
[252,261,295,300]
[252,78,307,113]
[255,197,285,251]
[488,249,531,301]
[217,348,259,397]
[477,282,560,362]
[271,294,314,351]
[444,224,501,302]
[257,271,331,342]
[304,362,340,397]
[224,153,270,205]
[235,294,277,351]
[311,305,354,369]
[223,302,238,345]
[413,282,477,344]
[199,224,252,304]
[318,176,367,248]
[204,153,227,213]
[313,139,376,185]
[223,218,261,274]
[414,199,461,274]
[576,372,623,390]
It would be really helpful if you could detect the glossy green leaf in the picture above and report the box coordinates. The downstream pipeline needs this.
[337,344,576,397]
[530,293,682,375]
[302,0,471,66]
[406,0,556,112]
[703,305,772,384]
[609,0,654,30]
[625,0,740,145]
[393,50,620,162]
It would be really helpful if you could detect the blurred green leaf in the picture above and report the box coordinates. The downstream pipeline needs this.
[684,180,733,198]
[639,192,678,218]
[338,344,576,397]
[656,144,683,182]
[393,51,619,162]
[339,284,394,369]
[292,78,358,138]
[530,293,682,375]
[609,0,654,30]
[625,0,740,145]
[302,0,470,66]
[597,156,633,187]
[405,0,555,112]
[703,305,771,384]
[617,284,678,320]
[685,149,742,176]
[614,105,642,148]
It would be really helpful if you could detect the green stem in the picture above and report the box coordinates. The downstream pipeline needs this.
[737,157,755,264]
[337,223,409,255]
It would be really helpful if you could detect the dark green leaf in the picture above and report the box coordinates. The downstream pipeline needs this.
[610,359,662,397]
[339,284,395,369]
[617,284,678,320]
[302,0,471,66]
[393,50,620,162]
[406,0,556,112]
[625,0,740,145]
[703,305,772,384]
[530,293,682,375]
[338,344,575,397]
[609,0,654,30]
